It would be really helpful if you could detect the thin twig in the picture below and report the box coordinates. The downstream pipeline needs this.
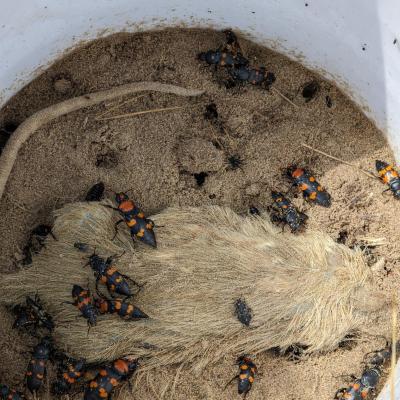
[391,291,397,400]
[301,143,377,180]
[95,104,202,121]
[95,94,147,120]
[271,87,299,108]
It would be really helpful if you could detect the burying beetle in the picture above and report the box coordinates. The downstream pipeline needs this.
[25,336,53,394]
[334,369,380,400]
[334,340,400,399]
[334,380,363,400]
[0,384,24,400]
[287,166,331,207]
[226,356,257,399]
[52,358,86,395]
[105,191,156,248]
[84,250,142,298]
[198,29,249,70]
[12,294,54,332]
[84,358,139,400]
[269,191,308,233]
[94,290,148,320]
[85,182,105,202]
[21,224,56,265]
[228,66,276,89]
[376,160,400,198]
[66,285,98,330]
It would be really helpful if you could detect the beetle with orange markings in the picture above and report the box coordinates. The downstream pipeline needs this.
[52,358,86,394]
[70,284,98,328]
[226,356,257,399]
[94,290,148,320]
[287,166,331,207]
[84,358,139,400]
[0,384,24,400]
[25,336,52,394]
[269,191,308,232]
[375,160,400,198]
[106,191,157,248]
[85,252,142,298]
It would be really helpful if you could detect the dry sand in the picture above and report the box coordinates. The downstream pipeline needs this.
[0,28,397,399]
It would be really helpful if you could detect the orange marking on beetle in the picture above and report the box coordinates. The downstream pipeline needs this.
[127,305,134,314]
[299,183,308,191]
[282,205,288,209]
[26,371,33,376]
[146,223,153,230]
[90,381,98,388]
[106,267,117,276]
[378,169,385,176]
[36,374,44,379]
[239,373,247,380]
[309,192,317,200]
[127,219,137,227]
[99,302,108,313]
[115,301,122,310]
[115,276,122,283]
[309,176,316,182]
[99,369,108,377]
[119,200,135,213]
[110,378,119,386]
[383,174,390,183]
[137,212,145,218]
[317,185,322,191]
[292,168,304,178]
[136,229,145,238]
[78,297,91,308]
[248,376,254,383]
[240,364,248,370]
[276,197,283,203]
[99,388,108,398]
[361,391,368,399]
[113,359,129,374]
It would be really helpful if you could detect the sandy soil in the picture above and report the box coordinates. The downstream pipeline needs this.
[0,28,397,399]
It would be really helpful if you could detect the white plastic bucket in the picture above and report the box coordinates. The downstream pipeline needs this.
[0,1,399,398]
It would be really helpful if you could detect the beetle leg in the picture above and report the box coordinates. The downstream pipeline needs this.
[108,250,126,262]
[112,220,125,240]
[49,230,58,241]
[224,375,238,390]
[122,274,145,290]
[103,204,120,211]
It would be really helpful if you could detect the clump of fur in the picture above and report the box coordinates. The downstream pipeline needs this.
[0,203,386,373]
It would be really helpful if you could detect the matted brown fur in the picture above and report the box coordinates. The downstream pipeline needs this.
[0,202,386,377]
